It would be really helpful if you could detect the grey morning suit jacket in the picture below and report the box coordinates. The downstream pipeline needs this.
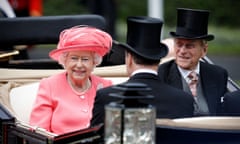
[158,60,228,115]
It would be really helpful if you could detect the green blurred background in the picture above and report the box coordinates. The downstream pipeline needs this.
[42,0,240,83]
[42,0,240,56]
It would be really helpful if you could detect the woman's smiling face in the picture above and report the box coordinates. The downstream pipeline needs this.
[65,51,95,82]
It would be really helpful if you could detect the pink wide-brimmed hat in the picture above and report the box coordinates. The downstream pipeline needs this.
[49,25,112,61]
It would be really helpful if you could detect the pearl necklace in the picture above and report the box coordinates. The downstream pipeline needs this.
[67,77,91,94]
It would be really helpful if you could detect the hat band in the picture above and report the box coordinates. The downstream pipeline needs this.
[176,27,208,38]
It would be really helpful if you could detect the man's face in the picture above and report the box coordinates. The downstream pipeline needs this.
[174,38,208,70]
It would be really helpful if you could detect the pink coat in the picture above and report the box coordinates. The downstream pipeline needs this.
[29,72,112,134]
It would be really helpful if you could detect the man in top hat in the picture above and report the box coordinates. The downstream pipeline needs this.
[91,16,194,127]
[158,8,228,116]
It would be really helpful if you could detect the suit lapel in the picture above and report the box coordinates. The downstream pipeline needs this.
[168,62,183,89]
[200,62,218,113]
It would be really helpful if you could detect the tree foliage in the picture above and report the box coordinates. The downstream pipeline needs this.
[165,0,240,28]
[43,0,240,28]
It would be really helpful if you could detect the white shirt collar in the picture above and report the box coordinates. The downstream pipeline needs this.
[131,69,157,76]
[177,62,200,80]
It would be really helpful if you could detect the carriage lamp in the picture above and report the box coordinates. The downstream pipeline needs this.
[104,82,156,144]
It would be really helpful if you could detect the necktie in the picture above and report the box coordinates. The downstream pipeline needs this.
[188,71,198,97]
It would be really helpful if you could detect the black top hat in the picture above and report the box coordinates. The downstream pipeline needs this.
[170,8,214,41]
[119,16,168,61]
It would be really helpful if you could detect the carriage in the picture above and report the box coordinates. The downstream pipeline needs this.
[0,14,240,144]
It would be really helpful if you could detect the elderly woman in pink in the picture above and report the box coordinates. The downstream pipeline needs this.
[29,25,113,135]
